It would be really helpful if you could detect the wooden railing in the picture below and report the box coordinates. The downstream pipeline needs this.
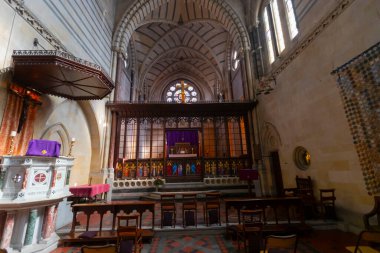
[224,197,312,234]
[60,201,155,246]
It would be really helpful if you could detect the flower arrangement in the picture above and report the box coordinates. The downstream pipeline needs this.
[153,177,164,187]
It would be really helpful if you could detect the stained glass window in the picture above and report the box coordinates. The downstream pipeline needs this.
[166,80,198,103]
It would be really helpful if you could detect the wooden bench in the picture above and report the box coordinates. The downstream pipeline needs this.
[59,200,155,246]
[224,197,312,235]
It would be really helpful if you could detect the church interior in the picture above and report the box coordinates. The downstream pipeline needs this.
[0,0,379,252]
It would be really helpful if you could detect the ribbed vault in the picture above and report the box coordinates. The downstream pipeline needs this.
[113,0,250,101]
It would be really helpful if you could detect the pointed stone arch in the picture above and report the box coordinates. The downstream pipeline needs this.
[40,123,70,156]
[261,121,282,154]
[77,101,103,183]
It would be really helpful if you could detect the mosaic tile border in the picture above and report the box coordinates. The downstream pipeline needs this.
[332,42,380,195]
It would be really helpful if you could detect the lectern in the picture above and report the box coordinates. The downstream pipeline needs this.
[239,169,258,197]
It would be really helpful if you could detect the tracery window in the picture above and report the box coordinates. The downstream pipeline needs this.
[118,118,137,159]
[166,80,198,103]
[271,0,285,53]
[263,6,276,64]
[232,50,240,71]
[262,0,299,64]
[284,0,298,39]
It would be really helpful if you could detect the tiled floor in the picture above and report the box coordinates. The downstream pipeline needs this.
[52,229,360,253]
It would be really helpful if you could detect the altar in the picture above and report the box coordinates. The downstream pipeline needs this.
[166,130,199,157]
[168,154,197,158]
[109,100,256,184]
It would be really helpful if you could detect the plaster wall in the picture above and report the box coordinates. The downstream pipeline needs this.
[232,67,244,100]
[257,0,380,230]
[0,1,55,68]
[24,0,115,74]
[0,1,111,185]
[33,96,92,186]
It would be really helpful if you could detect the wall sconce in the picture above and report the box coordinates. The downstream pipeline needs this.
[8,131,17,155]
[12,173,22,183]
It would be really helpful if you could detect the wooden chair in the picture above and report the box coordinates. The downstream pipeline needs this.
[319,188,336,220]
[160,194,176,228]
[182,193,197,227]
[363,196,380,232]
[0,249,7,253]
[296,176,317,218]
[353,230,380,253]
[117,214,143,253]
[204,192,222,226]
[81,244,117,253]
[236,210,264,253]
[262,234,298,253]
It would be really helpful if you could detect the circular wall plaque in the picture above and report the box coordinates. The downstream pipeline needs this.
[293,146,311,170]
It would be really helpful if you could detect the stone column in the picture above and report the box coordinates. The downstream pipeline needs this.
[24,209,38,246]
[22,167,30,190]
[243,48,255,100]
[41,205,55,239]
[0,211,16,249]
[108,111,117,168]
[52,204,59,232]
[47,167,56,198]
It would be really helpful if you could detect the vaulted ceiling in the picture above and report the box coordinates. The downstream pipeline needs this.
[114,0,250,101]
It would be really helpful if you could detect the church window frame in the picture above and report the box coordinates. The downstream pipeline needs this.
[165,80,199,103]
[232,50,240,71]
[284,0,299,39]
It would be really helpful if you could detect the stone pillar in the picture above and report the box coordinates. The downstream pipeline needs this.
[51,204,59,232]
[41,205,55,239]
[243,49,255,100]
[108,111,117,168]
[0,211,16,249]
[105,168,114,202]
[47,167,57,197]
[22,167,30,190]
[24,209,38,246]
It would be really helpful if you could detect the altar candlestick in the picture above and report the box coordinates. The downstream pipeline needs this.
[8,131,17,155]
[68,137,76,157]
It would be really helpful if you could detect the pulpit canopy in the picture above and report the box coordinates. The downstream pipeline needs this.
[11,50,114,100]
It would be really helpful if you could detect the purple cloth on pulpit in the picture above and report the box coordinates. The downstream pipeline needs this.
[25,139,61,157]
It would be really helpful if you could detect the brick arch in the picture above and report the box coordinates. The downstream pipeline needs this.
[112,0,251,57]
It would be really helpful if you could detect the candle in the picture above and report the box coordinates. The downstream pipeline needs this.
[10,131,17,137]
[71,137,76,142]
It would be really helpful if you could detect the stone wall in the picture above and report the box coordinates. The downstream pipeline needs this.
[0,0,113,186]
[257,0,380,231]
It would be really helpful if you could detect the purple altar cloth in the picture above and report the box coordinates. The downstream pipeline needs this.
[25,139,61,157]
